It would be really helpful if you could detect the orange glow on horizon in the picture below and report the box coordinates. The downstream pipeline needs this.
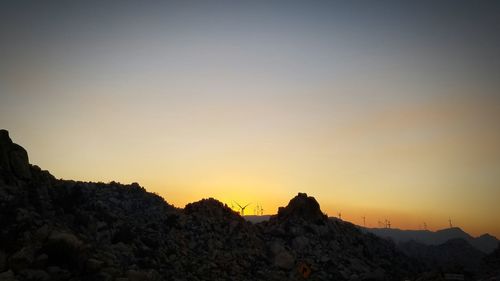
[2,3,499,239]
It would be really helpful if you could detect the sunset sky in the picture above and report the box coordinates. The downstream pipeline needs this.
[1,1,500,237]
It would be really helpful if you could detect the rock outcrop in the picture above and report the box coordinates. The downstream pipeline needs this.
[272,192,327,224]
[0,130,31,185]
[258,194,419,280]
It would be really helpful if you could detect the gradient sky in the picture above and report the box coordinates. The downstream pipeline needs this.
[1,1,500,237]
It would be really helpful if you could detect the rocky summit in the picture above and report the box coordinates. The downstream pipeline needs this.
[0,129,497,281]
[271,193,327,224]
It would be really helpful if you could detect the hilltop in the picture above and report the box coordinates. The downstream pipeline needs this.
[1,129,499,281]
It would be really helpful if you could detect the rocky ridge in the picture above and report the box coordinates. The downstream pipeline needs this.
[1,129,491,281]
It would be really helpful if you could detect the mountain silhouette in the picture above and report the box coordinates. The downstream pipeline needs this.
[364,226,498,254]
[398,238,485,275]
[1,129,498,280]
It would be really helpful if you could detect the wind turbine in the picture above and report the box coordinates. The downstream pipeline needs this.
[234,201,251,216]
[384,219,392,229]
[338,211,342,220]
[362,216,366,227]
[254,204,264,215]
[448,217,453,228]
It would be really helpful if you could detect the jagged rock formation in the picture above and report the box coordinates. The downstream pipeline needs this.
[259,193,419,280]
[0,130,32,184]
[0,129,496,281]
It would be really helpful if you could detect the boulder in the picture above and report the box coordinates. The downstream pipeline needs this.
[46,266,71,280]
[0,130,31,182]
[274,251,295,270]
[126,269,161,281]
[45,231,85,269]
[85,258,104,272]
[292,236,310,251]
[0,270,18,281]
[9,146,31,180]
[0,250,6,272]
[9,246,35,271]
[271,193,327,224]
[18,269,50,281]
[270,241,295,270]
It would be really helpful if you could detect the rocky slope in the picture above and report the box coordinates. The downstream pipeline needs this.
[257,194,419,280]
[1,129,489,281]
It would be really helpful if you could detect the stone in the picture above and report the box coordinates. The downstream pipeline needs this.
[0,130,31,180]
[95,272,113,281]
[47,231,83,251]
[46,266,71,280]
[9,147,31,180]
[45,231,84,269]
[0,270,18,281]
[102,266,121,277]
[34,225,51,242]
[0,130,13,168]
[269,241,286,256]
[18,269,50,281]
[274,251,295,270]
[85,258,104,272]
[126,269,160,281]
[272,193,327,224]
[9,246,35,271]
[0,250,7,272]
[33,254,48,268]
[360,267,386,280]
[269,241,295,269]
[292,236,310,251]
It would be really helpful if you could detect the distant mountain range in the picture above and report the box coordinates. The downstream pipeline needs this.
[398,238,486,274]
[243,214,271,223]
[245,216,499,254]
[363,227,499,254]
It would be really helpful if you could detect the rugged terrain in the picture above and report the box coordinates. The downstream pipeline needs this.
[0,129,498,281]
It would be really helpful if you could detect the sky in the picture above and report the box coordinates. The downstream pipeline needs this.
[1,1,500,237]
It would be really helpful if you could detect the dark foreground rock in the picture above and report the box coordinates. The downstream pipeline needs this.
[0,129,495,280]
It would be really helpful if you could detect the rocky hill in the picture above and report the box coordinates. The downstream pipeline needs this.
[0,129,495,281]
